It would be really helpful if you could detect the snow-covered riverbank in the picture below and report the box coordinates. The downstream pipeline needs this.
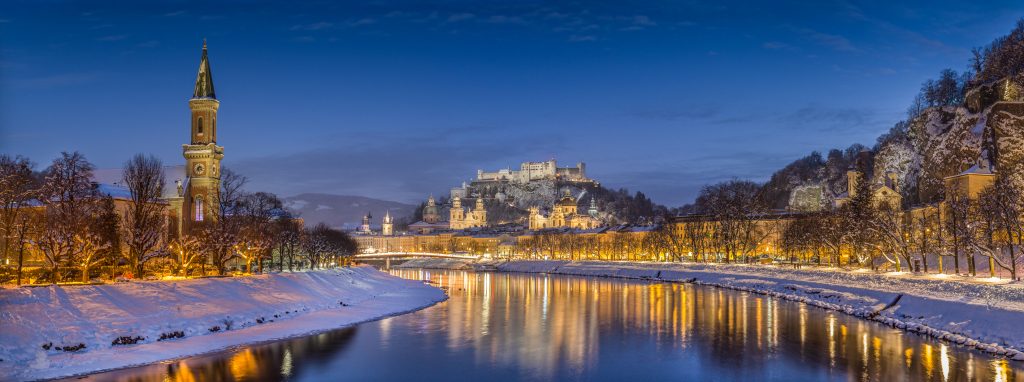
[0,265,446,382]
[397,258,1024,361]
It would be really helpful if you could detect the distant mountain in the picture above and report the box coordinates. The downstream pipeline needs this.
[283,193,415,230]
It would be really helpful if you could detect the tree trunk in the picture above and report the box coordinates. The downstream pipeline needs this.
[16,243,25,286]
[1005,227,1018,281]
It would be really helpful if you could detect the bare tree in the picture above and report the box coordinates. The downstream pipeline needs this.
[0,155,38,285]
[649,221,687,262]
[910,207,941,273]
[682,217,714,262]
[199,168,248,275]
[236,192,284,273]
[169,235,203,276]
[73,196,120,282]
[121,154,167,278]
[945,190,972,275]
[977,174,1023,279]
[34,152,98,283]
[275,216,303,271]
[696,180,769,263]
[870,203,914,272]
[302,223,332,269]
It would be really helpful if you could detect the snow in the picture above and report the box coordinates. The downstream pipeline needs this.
[0,266,445,381]
[400,258,1024,361]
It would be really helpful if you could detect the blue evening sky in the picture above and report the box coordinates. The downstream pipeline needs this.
[1,1,1022,206]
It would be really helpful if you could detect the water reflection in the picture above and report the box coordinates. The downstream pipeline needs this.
[75,270,1024,381]
[76,328,358,382]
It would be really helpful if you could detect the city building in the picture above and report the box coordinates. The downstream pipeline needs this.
[528,190,602,230]
[449,196,487,230]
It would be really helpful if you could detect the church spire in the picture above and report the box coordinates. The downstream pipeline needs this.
[193,40,216,99]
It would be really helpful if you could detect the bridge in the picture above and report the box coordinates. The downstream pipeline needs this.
[353,252,480,268]
[353,252,481,260]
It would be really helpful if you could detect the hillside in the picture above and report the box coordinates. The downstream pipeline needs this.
[284,193,415,230]
[758,19,1024,210]
[414,179,665,226]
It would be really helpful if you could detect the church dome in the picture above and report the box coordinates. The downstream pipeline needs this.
[557,195,577,207]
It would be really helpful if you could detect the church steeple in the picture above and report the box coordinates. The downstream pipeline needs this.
[189,41,220,145]
[182,40,225,231]
[193,40,216,99]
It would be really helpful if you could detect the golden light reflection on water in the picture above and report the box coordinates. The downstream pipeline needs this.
[72,270,1024,382]
[389,269,1024,381]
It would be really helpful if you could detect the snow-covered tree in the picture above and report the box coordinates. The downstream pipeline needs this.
[120,154,166,278]
[35,152,99,283]
[976,174,1023,280]
[0,155,38,285]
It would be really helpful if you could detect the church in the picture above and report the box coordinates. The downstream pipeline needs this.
[528,190,602,230]
[448,196,487,230]
[165,41,225,236]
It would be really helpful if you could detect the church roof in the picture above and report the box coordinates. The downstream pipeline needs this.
[193,41,216,99]
[92,165,187,200]
[557,195,576,207]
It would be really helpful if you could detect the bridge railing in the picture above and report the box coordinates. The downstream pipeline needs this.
[353,252,480,260]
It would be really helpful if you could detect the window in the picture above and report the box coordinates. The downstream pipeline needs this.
[194,197,204,221]
[197,117,204,134]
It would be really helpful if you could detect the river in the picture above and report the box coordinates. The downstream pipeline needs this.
[72,269,1024,381]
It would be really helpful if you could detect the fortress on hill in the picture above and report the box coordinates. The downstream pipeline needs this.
[474,160,594,185]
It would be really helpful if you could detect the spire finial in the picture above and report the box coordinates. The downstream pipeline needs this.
[203,38,207,50]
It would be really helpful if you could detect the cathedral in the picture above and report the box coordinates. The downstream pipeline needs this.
[449,196,487,230]
[528,190,602,230]
[166,41,225,236]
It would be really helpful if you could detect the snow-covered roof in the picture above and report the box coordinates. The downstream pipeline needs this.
[92,165,187,199]
[958,164,994,176]
[95,183,132,200]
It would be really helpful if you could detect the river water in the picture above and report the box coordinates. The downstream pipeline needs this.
[75,269,1023,381]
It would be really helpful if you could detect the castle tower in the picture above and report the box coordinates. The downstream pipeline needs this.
[382,210,393,236]
[182,40,225,229]
[360,212,372,233]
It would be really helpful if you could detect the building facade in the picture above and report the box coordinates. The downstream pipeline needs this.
[528,191,602,230]
[449,196,487,230]
[166,41,224,235]
[475,160,592,184]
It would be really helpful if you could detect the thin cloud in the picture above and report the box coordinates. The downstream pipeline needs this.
[791,26,859,52]
[291,21,334,31]
[96,35,127,42]
[447,13,475,23]
[568,34,596,42]
[12,73,100,88]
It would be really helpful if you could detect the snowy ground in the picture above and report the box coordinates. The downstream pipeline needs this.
[398,258,1024,361]
[0,266,446,382]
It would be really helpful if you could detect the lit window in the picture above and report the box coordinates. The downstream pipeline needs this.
[194,197,204,221]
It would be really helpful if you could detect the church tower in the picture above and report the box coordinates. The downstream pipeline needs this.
[360,212,372,233]
[382,210,394,236]
[450,196,465,229]
[183,41,225,229]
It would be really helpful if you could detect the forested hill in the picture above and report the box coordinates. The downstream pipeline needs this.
[755,19,1024,210]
